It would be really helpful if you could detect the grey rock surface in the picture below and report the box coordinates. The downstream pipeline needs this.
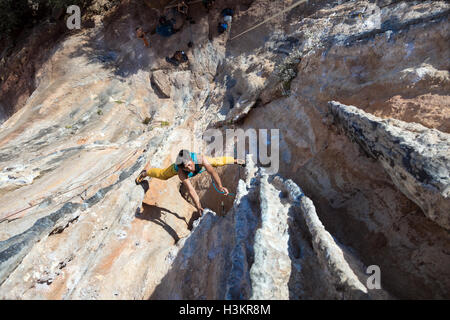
[151,70,172,99]
[0,0,448,300]
[328,101,450,230]
[151,156,389,299]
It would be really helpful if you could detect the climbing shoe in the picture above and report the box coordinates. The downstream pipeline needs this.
[135,170,147,185]
[236,159,246,167]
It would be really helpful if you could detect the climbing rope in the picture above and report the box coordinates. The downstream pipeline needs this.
[230,0,401,42]
[212,179,235,197]
[230,0,308,41]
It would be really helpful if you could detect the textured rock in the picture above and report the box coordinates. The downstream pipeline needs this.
[283,179,369,299]
[151,156,389,299]
[328,101,450,230]
[249,174,292,300]
[0,0,449,300]
[0,0,223,298]
[204,0,450,299]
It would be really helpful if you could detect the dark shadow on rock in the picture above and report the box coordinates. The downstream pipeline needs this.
[135,203,188,243]
[285,196,347,299]
[187,210,201,231]
[286,205,305,299]
[148,210,229,300]
[149,175,258,300]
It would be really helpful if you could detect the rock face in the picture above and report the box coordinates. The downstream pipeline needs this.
[0,0,449,299]
[151,70,172,99]
[328,101,450,230]
[151,156,389,300]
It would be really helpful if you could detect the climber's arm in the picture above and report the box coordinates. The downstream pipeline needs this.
[201,155,229,196]
[179,170,204,214]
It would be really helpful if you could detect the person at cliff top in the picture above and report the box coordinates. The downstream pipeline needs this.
[135,27,150,47]
[166,50,188,66]
[135,149,245,215]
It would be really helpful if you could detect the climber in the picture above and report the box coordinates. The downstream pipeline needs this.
[166,50,188,66]
[177,0,189,15]
[136,27,150,47]
[135,149,245,214]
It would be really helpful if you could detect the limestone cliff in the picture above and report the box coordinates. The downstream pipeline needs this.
[151,156,390,300]
[328,101,450,230]
[0,0,449,299]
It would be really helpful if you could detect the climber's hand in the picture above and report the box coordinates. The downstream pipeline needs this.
[197,206,204,216]
[220,187,229,196]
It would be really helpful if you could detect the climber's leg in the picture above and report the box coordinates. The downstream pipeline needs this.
[135,163,177,184]
[205,156,241,167]
[147,164,178,180]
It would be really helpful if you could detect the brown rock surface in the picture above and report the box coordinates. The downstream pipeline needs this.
[0,0,449,300]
